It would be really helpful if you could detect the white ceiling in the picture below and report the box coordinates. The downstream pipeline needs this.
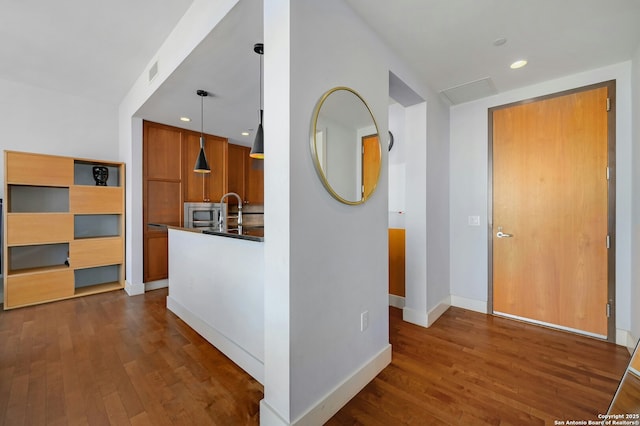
[346,0,640,102]
[3,0,640,145]
[134,0,263,147]
[0,0,194,103]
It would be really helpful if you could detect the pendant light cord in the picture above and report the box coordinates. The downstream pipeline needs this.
[201,93,204,148]
[259,47,263,122]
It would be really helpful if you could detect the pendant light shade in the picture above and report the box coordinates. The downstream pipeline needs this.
[250,110,264,159]
[250,43,264,159]
[194,138,209,172]
[194,89,211,173]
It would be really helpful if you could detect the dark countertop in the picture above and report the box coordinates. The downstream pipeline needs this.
[148,223,264,242]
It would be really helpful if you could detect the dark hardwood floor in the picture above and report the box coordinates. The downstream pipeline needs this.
[0,288,630,425]
[329,307,630,425]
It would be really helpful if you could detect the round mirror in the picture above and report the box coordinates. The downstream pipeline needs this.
[310,87,381,205]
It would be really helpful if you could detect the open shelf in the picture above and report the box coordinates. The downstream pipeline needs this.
[74,214,120,239]
[74,281,123,296]
[8,185,69,212]
[74,264,120,289]
[7,263,70,277]
[74,161,121,187]
[8,243,69,274]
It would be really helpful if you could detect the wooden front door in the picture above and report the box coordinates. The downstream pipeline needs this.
[491,83,614,339]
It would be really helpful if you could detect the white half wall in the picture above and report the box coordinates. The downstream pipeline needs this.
[167,229,264,383]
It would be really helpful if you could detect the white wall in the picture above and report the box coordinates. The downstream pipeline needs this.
[0,77,119,196]
[631,44,640,345]
[386,70,451,326]
[450,62,634,340]
[388,102,406,227]
[262,0,390,423]
[425,90,451,314]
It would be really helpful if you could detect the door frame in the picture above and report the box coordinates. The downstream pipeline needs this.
[487,80,617,342]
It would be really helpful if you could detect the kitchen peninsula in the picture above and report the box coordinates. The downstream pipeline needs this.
[162,223,265,384]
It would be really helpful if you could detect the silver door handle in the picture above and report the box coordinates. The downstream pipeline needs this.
[496,226,513,238]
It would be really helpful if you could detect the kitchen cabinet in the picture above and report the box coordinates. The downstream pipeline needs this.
[182,133,227,203]
[227,143,264,205]
[143,121,228,282]
[143,122,182,283]
[245,155,264,204]
[3,150,125,309]
[227,144,247,203]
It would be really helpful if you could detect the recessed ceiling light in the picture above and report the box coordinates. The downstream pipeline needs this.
[180,117,191,122]
[241,131,250,136]
[510,60,528,69]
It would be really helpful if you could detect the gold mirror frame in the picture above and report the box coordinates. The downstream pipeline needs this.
[310,87,381,205]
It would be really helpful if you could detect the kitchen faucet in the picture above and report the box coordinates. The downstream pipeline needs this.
[219,192,243,230]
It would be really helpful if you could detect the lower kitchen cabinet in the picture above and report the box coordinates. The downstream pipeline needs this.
[144,232,169,283]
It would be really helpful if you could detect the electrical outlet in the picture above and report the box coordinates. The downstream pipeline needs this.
[360,310,369,332]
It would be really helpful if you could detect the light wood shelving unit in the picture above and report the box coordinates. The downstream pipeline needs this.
[3,150,125,309]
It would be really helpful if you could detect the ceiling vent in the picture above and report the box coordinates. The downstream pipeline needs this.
[440,77,497,105]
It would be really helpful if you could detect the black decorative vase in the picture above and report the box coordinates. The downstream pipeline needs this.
[92,166,109,186]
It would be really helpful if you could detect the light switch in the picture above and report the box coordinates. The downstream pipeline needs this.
[468,215,480,226]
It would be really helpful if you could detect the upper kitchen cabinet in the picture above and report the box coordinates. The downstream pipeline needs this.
[182,132,227,203]
[227,144,248,203]
[142,120,229,283]
[143,121,183,283]
[143,122,183,227]
[227,143,264,205]
[245,155,264,204]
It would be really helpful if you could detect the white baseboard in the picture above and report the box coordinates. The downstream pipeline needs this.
[259,400,288,426]
[616,329,638,352]
[166,295,264,384]
[402,296,451,328]
[260,344,392,426]
[427,297,451,326]
[145,279,168,291]
[402,306,428,327]
[124,280,145,296]
[450,295,488,314]
[388,294,405,308]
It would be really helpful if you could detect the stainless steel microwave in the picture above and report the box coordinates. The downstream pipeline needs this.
[184,202,225,229]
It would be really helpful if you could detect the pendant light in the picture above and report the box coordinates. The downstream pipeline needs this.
[250,43,264,159]
[194,89,211,173]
